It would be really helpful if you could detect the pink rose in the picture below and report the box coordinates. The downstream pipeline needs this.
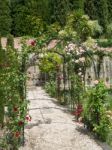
[93,80,99,85]
[28,39,36,46]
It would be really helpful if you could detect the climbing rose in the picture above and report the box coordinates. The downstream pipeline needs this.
[93,80,99,85]
[28,39,36,46]
[18,121,24,126]
[14,131,21,138]
[26,115,31,121]
[75,60,79,63]
[79,47,85,53]
[73,104,83,117]
[79,57,85,63]
[78,72,82,76]
[13,107,18,112]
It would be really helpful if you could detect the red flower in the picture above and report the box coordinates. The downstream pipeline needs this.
[14,131,20,138]
[26,115,31,121]
[13,107,18,112]
[73,104,83,117]
[29,39,36,46]
[31,40,36,46]
[18,121,24,126]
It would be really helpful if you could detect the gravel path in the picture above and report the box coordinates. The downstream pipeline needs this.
[20,86,103,150]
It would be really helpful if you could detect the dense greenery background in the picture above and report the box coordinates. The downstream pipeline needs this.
[0,0,112,37]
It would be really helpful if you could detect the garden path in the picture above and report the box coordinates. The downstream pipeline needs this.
[20,86,103,150]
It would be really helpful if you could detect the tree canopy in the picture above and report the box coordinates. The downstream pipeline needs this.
[0,0,112,37]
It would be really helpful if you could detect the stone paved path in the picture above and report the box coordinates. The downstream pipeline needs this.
[20,86,103,150]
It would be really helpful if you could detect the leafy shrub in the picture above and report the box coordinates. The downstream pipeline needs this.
[44,81,56,97]
[97,39,112,47]
[83,81,112,141]
[61,11,102,41]
[107,23,112,38]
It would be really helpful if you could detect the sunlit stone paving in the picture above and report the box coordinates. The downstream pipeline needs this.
[19,86,104,150]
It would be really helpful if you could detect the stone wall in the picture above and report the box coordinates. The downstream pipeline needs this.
[85,56,112,87]
[1,37,21,49]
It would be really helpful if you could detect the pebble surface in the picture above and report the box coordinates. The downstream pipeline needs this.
[19,86,103,150]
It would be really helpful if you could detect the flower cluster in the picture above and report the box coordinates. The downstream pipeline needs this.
[73,104,83,117]
[65,43,76,52]
[75,57,85,64]
[26,114,31,122]
[13,114,31,139]
[27,39,36,46]
[14,131,21,138]
[106,110,112,120]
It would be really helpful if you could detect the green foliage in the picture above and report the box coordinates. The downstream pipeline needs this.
[51,0,70,26]
[107,23,112,38]
[25,0,50,22]
[97,39,112,47]
[84,81,112,141]
[12,0,47,37]
[44,81,56,97]
[59,11,102,41]
[107,0,112,23]
[0,0,12,36]
[12,5,28,36]
[26,16,46,37]
[39,52,62,73]
[84,0,97,20]
[69,0,84,10]
[0,0,111,36]
[0,39,33,149]
[7,34,14,48]
[47,22,61,38]
[0,49,7,127]
[70,74,84,108]
[84,0,108,32]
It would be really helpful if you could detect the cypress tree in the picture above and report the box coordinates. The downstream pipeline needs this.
[11,0,26,36]
[7,34,14,48]
[0,0,12,36]
[84,0,108,32]
[69,0,84,10]
[11,5,28,36]
[51,0,70,25]
[95,0,108,32]
[84,0,97,20]
[25,0,52,22]
[107,0,112,23]
[12,0,50,36]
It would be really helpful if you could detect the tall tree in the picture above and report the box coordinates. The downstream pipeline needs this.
[11,0,26,36]
[11,5,28,36]
[69,0,84,10]
[95,0,108,32]
[0,0,12,36]
[50,0,70,25]
[12,0,48,36]
[24,0,50,22]
[84,0,108,32]
[84,0,97,20]
[107,0,112,23]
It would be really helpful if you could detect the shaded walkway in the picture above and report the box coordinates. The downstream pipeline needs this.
[20,86,103,150]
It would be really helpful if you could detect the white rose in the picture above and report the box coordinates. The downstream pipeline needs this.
[75,60,79,63]
[79,57,85,62]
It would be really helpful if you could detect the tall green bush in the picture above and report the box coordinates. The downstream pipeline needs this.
[84,81,112,141]
[0,0,12,36]
[84,0,108,32]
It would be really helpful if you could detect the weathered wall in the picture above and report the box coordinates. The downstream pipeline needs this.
[85,56,112,87]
